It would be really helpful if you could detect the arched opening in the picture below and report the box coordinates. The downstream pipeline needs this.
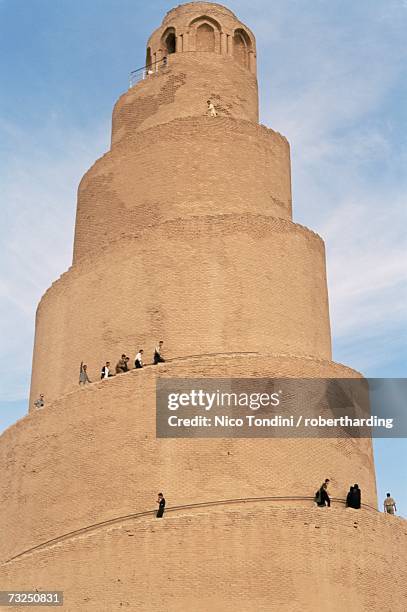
[233,29,251,68]
[145,47,152,69]
[189,15,221,53]
[165,31,176,54]
[196,23,215,52]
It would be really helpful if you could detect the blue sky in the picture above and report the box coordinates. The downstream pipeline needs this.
[0,1,406,515]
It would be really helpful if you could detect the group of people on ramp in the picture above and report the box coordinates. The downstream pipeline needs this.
[315,478,397,514]
[77,341,166,384]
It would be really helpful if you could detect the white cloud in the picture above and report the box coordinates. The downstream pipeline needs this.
[243,0,407,372]
[322,195,407,338]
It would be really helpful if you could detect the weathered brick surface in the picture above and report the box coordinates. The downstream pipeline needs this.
[112,53,259,143]
[2,355,377,565]
[74,117,292,261]
[32,216,331,405]
[146,2,257,75]
[6,2,404,609]
[1,507,406,611]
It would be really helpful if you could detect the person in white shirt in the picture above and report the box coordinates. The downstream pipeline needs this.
[101,361,112,379]
[135,350,144,369]
[207,99,217,117]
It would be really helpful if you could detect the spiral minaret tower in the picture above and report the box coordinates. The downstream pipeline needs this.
[1,3,406,610]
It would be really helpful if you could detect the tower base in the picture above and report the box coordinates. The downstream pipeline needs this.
[1,506,406,611]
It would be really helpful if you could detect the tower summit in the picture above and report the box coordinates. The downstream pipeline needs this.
[1,3,406,611]
[73,2,291,262]
[31,2,329,408]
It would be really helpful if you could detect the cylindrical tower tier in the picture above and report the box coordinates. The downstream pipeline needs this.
[74,118,292,262]
[3,355,376,566]
[146,2,257,75]
[111,52,259,144]
[1,508,406,612]
[31,216,331,406]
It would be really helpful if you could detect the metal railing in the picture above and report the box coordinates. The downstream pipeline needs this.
[129,57,168,88]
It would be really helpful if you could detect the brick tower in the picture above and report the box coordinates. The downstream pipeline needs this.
[1,3,406,611]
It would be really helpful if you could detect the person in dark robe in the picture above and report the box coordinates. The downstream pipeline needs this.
[346,485,354,507]
[346,483,361,509]
[156,492,166,518]
[153,341,165,364]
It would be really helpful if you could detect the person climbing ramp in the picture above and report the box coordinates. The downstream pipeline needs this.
[153,341,166,364]
[156,492,166,518]
[207,99,218,117]
[346,484,361,509]
[135,349,144,369]
[79,362,91,385]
